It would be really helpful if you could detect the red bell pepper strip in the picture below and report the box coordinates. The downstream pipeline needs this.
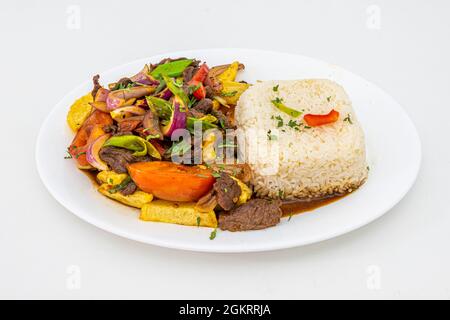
[304,109,340,127]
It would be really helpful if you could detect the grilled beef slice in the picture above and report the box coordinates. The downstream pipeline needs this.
[91,74,102,98]
[187,98,214,119]
[120,181,137,196]
[194,98,213,114]
[99,146,150,174]
[207,164,252,184]
[212,109,234,129]
[213,173,241,211]
[111,77,133,90]
[218,199,282,232]
[182,66,199,83]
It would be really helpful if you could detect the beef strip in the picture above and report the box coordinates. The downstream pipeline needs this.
[218,199,282,232]
[208,164,252,184]
[181,83,191,97]
[213,173,241,211]
[99,146,151,174]
[182,66,199,83]
[120,181,137,196]
[111,77,133,91]
[91,74,101,98]
[212,109,235,129]
[204,76,222,95]
[205,85,215,99]
[194,98,213,114]
[103,124,118,134]
[187,108,205,119]
[187,99,213,118]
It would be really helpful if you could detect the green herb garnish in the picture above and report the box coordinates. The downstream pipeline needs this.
[273,84,279,92]
[108,176,132,194]
[212,172,221,178]
[221,90,238,97]
[188,96,197,109]
[75,151,86,159]
[274,115,283,127]
[327,96,332,102]
[64,147,73,159]
[209,228,217,240]
[273,97,283,103]
[115,82,135,91]
[344,114,353,124]
[287,120,300,130]
[196,217,201,227]
[189,82,202,94]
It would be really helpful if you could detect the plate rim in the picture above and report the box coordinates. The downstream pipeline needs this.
[36,48,422,253]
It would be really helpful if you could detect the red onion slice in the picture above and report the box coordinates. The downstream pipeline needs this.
[161,96,187,137]
[94,88,110,102]
[86,134,111,171]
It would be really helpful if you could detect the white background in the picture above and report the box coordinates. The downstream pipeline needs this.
[1,0,449,299]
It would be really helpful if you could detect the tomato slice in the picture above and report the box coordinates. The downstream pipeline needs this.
[69,110,113,168]
[190,63,209,83]
[187,64,209,101]
[303,109,340,127]
[190,80,206,100]
[128,162,215,202]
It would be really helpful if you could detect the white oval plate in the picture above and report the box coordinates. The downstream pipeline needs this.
[36,49,421,253]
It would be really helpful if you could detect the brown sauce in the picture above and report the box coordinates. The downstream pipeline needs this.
[281,193,347,217]
[83,169,100,186]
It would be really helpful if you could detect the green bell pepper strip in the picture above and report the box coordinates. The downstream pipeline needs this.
[150,59,193,78]
[144,140,162,160]
[146,96,172,120]
[162,75,190,108]
[187,115,218,133]
[103,135,161,159]
[271,98,302,118]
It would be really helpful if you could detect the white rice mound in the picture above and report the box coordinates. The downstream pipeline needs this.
[235,79,368,199]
